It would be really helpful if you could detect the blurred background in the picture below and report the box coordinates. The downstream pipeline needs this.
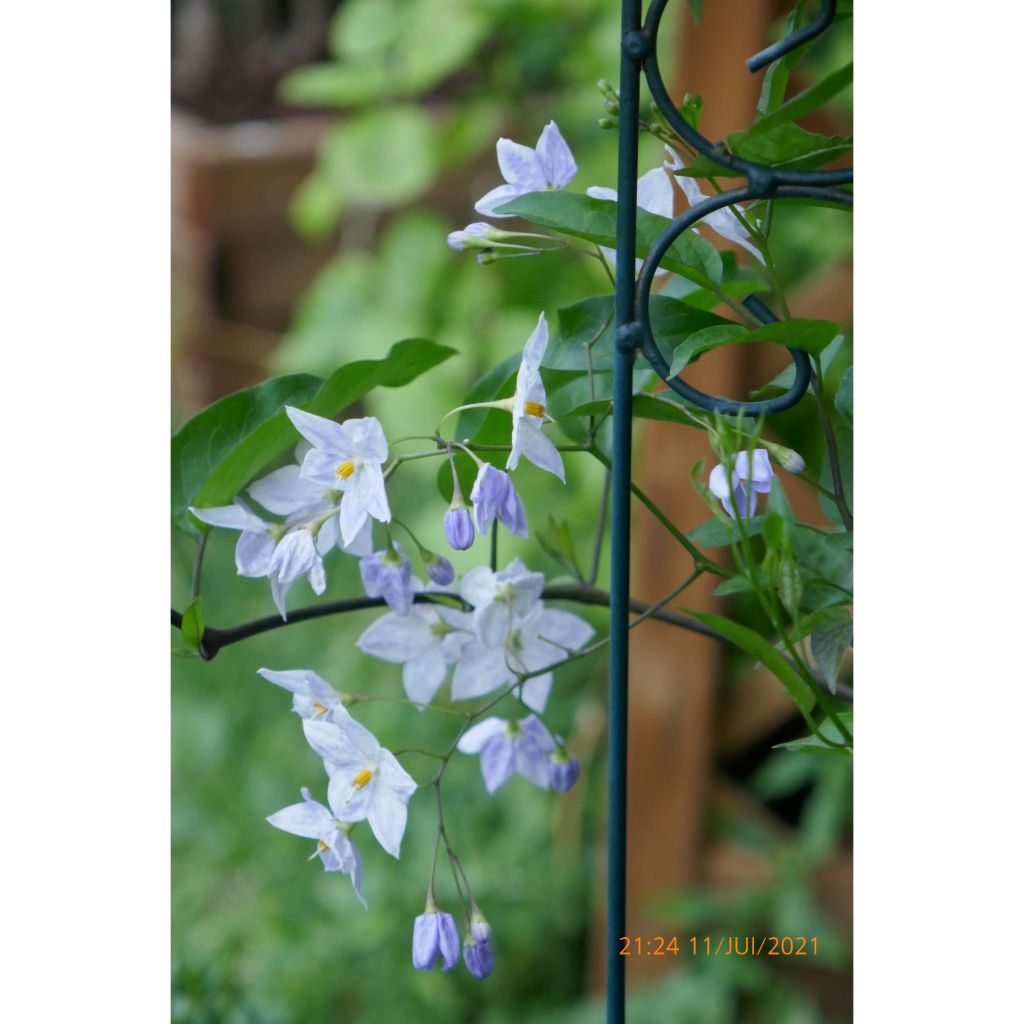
[171,0,853,1020]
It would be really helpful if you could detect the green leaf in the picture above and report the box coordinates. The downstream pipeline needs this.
[171,373,323,534]
[279,62,390,108]
[752,63,853,135]
[810,609,853,694]
[669,318,840,376]
[686,609,817,714]
[774,712,853,756]
[183,339,456,529]
[727,124,852,171]
[793,527,852,591]
[756,0,809,117]
[181,597,205,653]
[495,192,723,288]
[288,169,345,242]
[320,106,438,207]
[835,366,853,422]
[688,515,766,549]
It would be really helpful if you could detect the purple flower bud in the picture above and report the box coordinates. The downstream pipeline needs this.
[470,905,490,942]
[447,222,491,252]
[412,910,460,972]
[549,753,581,793]
[361,543,414,615]
[444,505,475,551]
[425,553,456,587]
[470,463,528,539]
[463,936,494,979]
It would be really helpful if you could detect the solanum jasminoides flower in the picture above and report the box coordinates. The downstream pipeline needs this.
[360,543,414,615]
[412,907,460,972]
[303,717,417,859]
[475,120,578,217]
[506,313,565,483]
[664,146,765,263]
[286,407,391,547]
[587,166,676,279]
[470,463,528,538]
[457,715,557,793]
[257,667,347,722]
[266,787,367,908]
[356,604,474,705]
[708,448,774,520]
[189,500,276,578]
[459,558,545,645]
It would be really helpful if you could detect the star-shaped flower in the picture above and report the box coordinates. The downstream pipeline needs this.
[266,786,367,908]
[286,408,391,547]
[456,715,557,793]
[257,667,347,722]
[505,313,564,482]
[708,448,774,519]
[302,716,417,858]
[474,121,577,218]
[356,604,474,704]
[664,146,765,263]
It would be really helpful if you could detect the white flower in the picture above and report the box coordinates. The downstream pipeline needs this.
[266,787,367,908]
[357,604,474,705]
[286,408,391,547]
[663,146,764,263]
[459,558,545,645]
[302,716,417,859]
[249,463,374,558]
[505,313,565,483]
[587,166,676,279]
[257,667,347,722]
[457,716,556,793]
[474,121,578,217]
[452,603,594,712]
[189,500,276,577]
[708,448,774,519]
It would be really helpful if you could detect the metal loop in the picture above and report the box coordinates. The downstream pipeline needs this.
[634,185,852,416]
[746,0,837,72]
[641,0,852,188]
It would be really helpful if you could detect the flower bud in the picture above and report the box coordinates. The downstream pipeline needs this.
[412,909,460,972]
[424,551,456,586]
[444,504,475,551]
[446,222,491,252]
[762,439,805,474]
[549,749,581,793]
[463,935,494,979]
[470,904,491,943]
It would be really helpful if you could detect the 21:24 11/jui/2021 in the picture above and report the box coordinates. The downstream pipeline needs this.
[619,936,819,957]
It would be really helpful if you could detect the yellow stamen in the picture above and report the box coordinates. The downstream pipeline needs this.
[317,838,330,853]
[336,460,355,480]
[312,701,328,717]
[352,769,373,789]
[524,401,545,418]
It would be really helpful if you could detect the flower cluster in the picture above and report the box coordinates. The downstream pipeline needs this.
[261,668,417,905]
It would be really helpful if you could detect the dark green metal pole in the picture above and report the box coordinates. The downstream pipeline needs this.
[608,3,644,1020]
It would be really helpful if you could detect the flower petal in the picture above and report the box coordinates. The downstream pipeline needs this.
[457,717,507,754]
[537,608,594,650]
[235,530,275,577]
[535,121,577,188]
[495,138,546,190]
[286,407,347,452]
[189,501,265,532]
[474,183,522,218]
[357,610,435,663]
[249,464,326,516]
[402,651,448,704]
[480,734,516,793]
[266,796,334,839]
[366,783,410,858]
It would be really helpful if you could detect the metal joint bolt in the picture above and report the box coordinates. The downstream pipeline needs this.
[615,321,644,353]
[621,30,652,59]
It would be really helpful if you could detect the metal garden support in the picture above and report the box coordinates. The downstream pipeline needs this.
[606,2,852,1020]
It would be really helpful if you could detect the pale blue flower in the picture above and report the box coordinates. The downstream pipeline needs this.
[266,787,367,908]
[412,909,460,971]
[708,449,773,520]
[456,715,557,793]
[286,407,391,547]
[302,717,417,858]
[470,464,528,538]
[360,543,414,615]
[257,667,346,722]
[474,121,577,218]
[357,604,474,704]
[506,313,565,482]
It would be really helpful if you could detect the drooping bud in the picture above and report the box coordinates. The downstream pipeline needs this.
[549,749,581,793]
[762,439,806,474]
[423,550,456,586]
[463,935,494,979]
